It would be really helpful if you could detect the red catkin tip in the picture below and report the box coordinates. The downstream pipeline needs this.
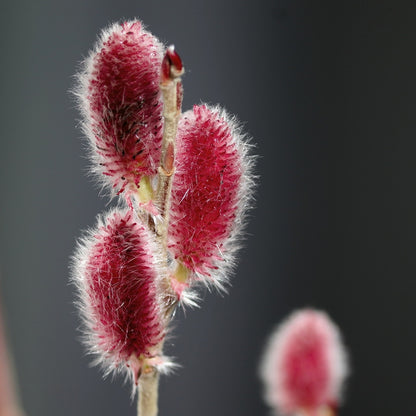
[161,45,183,83]
[166,45,183,72]
[259,309,349,416]
[72,209,166,378]
[168,105,254,287]
[77,20,164,198]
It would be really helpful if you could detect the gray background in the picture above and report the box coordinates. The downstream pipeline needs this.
[1,1,415,415]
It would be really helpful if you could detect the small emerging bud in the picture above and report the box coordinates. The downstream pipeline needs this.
[168,105,255,292]
[76,21,164,199]
[259,309,349,416]
[71,209,169,381]
[161,45,184,84]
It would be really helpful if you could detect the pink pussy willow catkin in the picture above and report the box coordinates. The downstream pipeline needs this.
[77,21,164,198]
[72,209,167,382]
[260,309,349,416]
[168,105,254,291]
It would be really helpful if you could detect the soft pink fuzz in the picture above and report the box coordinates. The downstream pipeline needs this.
[260,309,348,415]
[169,105,249,281]
[78,21,164,196]
[73,209,165,378]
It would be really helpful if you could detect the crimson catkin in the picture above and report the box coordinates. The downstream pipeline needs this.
[76,21,164,199]
[72,209,167,381]
[260,309,349,415]
[168,105,254,289]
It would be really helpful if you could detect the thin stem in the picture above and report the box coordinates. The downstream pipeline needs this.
[155,84,177,243]
[137,369,160,416]
[321,405,337,416]
[296,406,337,416]
[136,46,184,416]
[155,46,184,248]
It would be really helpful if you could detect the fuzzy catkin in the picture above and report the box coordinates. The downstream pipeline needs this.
[76,21,164,198]
[168,105,254,289]
[72,209,167,379]
[260,309,349,415]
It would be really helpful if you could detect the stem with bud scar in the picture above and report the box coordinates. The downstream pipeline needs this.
[156,45,184,248]
[136,45,184,416]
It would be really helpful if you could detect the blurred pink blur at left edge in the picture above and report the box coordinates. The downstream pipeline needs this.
[0,294,25,416]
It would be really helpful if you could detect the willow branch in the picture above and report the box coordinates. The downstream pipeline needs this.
[155,45,184,247]
[136,45,184,416]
